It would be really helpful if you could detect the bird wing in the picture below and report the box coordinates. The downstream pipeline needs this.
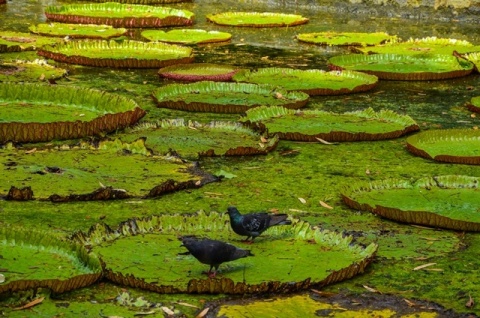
[242,213,270,232]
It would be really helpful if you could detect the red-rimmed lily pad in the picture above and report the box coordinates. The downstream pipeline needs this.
[468,96,480,113]
[71,212,377,294]
[328,53,474,80]
[406,129,480,164]
[44,2,194,28]
[240,106,419,141]
[141,29,231,45]
[341,175,480,231]
[29,23,128,39]
[151,81,309,113]
[0,31,61,52]
[0,82,145,143]
[232,68,378,96]
[37,39,194,68]
[158,63,241,82]
[0,59,67,82]
[206,12,308,27]
[296,32,396,46]
[0,227,102,294]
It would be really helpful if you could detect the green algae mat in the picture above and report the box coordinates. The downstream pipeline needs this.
[232,68,378,95]
[158,63,241,82]
[328,53,474,80]
[0,227,101,294]
[29,23,128,39]
[406,129,480,164]
[206,12,308,27]
[296,32,397,46]
[0,59,67,82]
[37,39,194,68]
[342,175,480,231]
[152,81,309,113]
[141,29,232,45]
[44,2,194,28]
[0,83,145,143]
[240,106,419,142]
[72,212,377,294]
[0,31,61,52]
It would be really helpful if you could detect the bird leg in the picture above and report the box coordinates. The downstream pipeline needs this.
[203,266,218,278]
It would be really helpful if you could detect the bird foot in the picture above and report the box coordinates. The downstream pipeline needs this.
[202,271,217,278]
[241,240,254,245]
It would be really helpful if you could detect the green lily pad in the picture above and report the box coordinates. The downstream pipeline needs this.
[151,81,309,113]
[0,140,217,201]
[0,59,67,82]
[37,39,194,68]
[468,96,480,112]
[44,2,194,28]
[0,227,102,294]
[353,37,480,55]
[72,212,377,294]
[328,53,474,80]
[341,175,480,231]
[29,23,128,39]
[206,12,309,27]
[0,31,61,52]
[296,32,397,46]
[120,119,279,158]
[406,129,480,164]
[141,29,231,45]
[158,63,241,82]
[0,83,145,143]
[464,52,480,72]
[232,68,378,96]
[240,106,419,142]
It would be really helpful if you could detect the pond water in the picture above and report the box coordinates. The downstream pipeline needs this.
[1,0,480,317]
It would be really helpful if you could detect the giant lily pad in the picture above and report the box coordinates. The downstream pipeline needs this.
[0,59,67,82]
[121,119,279,158]
[341,175,480,231]
[406,129,480,164]
[158,63,241,82]
[463,52,480,72]
[44,3,194,28]
[29,23,128,39]
[0,140,217,201]
[328,53,474,80]
[151,81,309,113]
[71,212,377,294]
[206,12,309,27]
[296,32,396,46]
[141,29,231,45]
[0,83,145,143]
[232,68,378,95]
[0,31,61,52]
[240,106,419,142]
[37,39,194,68]
[0,227,102,294]
[468,96,480,112]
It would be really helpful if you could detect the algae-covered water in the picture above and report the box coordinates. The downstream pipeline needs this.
[1,0,480,317]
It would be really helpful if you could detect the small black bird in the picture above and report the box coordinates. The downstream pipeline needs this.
[181,237,252,278]
[226,206,292,243]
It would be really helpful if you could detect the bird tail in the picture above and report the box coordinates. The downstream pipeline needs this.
[270,214,292,226]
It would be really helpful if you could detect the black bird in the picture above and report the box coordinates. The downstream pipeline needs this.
[226,206,292,243]
[180,237,253,278]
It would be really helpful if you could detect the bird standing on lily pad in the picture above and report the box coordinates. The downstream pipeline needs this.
[226,206,292,243]
[180,236,253,278]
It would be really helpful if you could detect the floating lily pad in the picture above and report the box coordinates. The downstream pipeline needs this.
[464,52,480,72]
[406,129,480,164]
[0,140,217,201]
[206,12,309,27]
[84,0,190,3]
[0,83,145,143]
[232,68,378,96]
[0,59,67,82]
[468,96,480,112]
[29,23,128,39]
[341,175,480,231]
[158,63,241,82]
[141,29,231,45]
[71,212,377,294]
[0,31,61,52]
[44,3,194,28]
[353,37,480,55]
[121,119,278,158]
[328,53,474,80]
[296,32,396,46]
[0,227,102,294]
[240,106,419,141]
[37,39,194,68]
[152,81,309,113]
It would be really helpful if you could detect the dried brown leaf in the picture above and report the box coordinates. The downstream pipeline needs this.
[298,197,306,204]
[319,200,333,209]
[162,306,175,316]
[363,285,381,294]
[413,263,437,271]
[466,294,475,308]
[315,137,337,145]
[196,307,210,318]
[13,297,45,311]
